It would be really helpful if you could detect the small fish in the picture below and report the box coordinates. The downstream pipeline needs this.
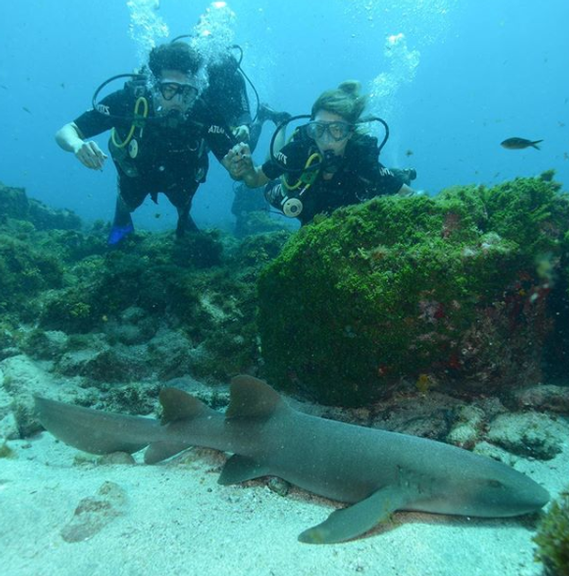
[0,84,7,90]
[501,137,543,150]
[154,213,161,219]
[22,107,32,114]
[405,149,414,157]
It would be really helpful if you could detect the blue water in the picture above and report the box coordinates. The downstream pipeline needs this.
[1,0,568,232]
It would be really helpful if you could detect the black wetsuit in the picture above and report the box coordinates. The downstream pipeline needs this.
[203,54,252,129]
[261,134,405,225]
[73,84,236,217]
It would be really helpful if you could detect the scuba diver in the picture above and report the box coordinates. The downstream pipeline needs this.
[193,40,291,237]
[227,80,417,226]
[200,44,291,149]
[55,41,246,245]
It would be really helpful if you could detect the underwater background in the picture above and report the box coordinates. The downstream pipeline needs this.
[1,2,569,575]
[1,0,568,232]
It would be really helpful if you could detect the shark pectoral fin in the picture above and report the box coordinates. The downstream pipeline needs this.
[144,441,193,464]
[298,485,412,545]
[218,455,271,485]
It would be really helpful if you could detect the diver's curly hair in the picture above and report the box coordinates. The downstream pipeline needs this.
[148,42,202,78]
[311,80,368,124]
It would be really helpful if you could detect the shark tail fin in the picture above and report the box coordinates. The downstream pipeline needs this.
[35,395,161,455]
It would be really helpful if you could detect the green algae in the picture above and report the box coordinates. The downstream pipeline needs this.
[0,180,290,384]
[0,441,16,459]
[534,488,569,576]
[257,175,569,406]
[2,177,569,404]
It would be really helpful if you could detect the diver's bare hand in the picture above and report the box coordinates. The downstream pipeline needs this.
[74,140,108,170]
[232,125,250,143]
[224,143,253,179]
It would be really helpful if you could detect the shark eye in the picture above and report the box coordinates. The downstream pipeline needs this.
[487,479,504,489]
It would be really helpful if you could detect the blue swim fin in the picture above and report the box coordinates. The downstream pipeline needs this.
[107,216,134,246]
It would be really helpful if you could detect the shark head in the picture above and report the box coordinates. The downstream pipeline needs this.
[423,453,550,518]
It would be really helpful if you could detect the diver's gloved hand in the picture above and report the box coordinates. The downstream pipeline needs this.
[74,140,108,171]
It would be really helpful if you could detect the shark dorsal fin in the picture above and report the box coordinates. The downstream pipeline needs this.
[226,375,286,420]
[159,387,214,424]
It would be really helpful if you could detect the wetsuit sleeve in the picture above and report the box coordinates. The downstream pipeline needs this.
[368,163,405,197]
[205,122,238,161]
[348,136,405,198]
[261,141,305,180]
[73,90,130,139]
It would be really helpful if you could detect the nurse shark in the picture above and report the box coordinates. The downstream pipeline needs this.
[35,375,549,544]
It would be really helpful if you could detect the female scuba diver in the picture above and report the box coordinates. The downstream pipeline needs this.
[227,80,417,226]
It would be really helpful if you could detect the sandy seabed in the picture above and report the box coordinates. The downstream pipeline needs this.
[1,419,567,576]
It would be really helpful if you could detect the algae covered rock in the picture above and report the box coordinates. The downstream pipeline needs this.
[534,488,569,576]
[0,182,81,230]
[257,176,569,406]
[486,412,565,460]
[32,228,288,384]
[0,233,65,321]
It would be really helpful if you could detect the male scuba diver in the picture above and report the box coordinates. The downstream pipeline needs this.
[55,41,244,245]
[227,80,417,226]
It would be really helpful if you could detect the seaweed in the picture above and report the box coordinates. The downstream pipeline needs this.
[257,176,569,406]
[534,489,569,576]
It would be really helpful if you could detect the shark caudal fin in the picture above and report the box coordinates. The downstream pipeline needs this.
[35,395,161,455]
[144,387,218,464]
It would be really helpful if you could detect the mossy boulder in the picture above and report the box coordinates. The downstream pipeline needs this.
[257,175,569,406]
[34,229,290,383]
[534,488,569,576]
[0,233,65,321]
[0,183,29,220]
[0,182,81,230]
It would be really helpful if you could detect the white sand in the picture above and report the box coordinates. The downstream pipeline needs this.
[1,427,566,576]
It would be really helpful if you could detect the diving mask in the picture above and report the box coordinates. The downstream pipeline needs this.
[306,121,354,142]
[157,81,199,102]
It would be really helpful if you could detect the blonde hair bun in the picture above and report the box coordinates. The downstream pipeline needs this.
[337,80,362,98]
